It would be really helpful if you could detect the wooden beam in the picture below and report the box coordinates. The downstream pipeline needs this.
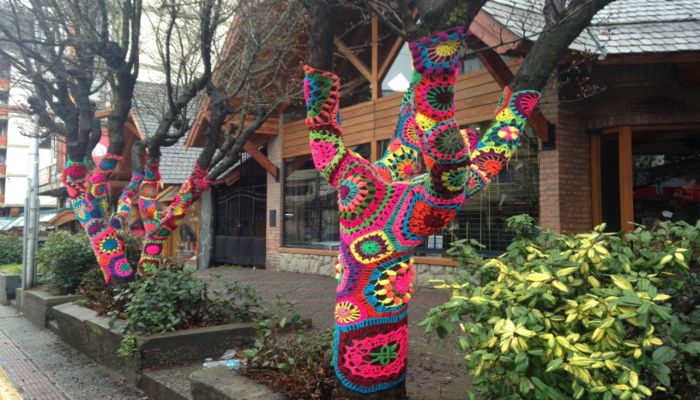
[379,36,405,82]
[470,36,551,143]
[95,108,111,119]
[370,140,378,162]
[336,40,372,82]
[243,140,279,180]
[371,16,379,100]
[618,126,634,231]
[590,134,602,227]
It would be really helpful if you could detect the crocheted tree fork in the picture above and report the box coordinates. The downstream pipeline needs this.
[136,154,209,275]
[61,154,132,283]
[60,147,210,282]
[304,25,541,395]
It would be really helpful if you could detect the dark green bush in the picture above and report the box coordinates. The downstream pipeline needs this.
[0,234,23,265]
[113,267,262,356]
[78,267,131,316]
[38,231,95,294]
[422,216,700,400]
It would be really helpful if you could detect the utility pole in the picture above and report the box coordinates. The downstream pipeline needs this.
[22,116,40,290]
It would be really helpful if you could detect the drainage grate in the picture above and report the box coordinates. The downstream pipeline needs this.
[0,329,67,400]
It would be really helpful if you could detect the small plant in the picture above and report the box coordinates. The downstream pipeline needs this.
[113,267,262,356]
[78,267,131,316]
[38,231,95,294]
[0,234,23,265]
[422,216,700,400]
[240,301,334,400]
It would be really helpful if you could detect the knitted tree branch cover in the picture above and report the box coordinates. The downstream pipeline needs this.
[61,154,133,283]
[111,168,144,231]
[136,154,209,275]
[304,27,541,394]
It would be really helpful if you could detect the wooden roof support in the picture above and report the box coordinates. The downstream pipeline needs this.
[371,16,379,100]
[243,140,279,181]
[336,40,372,82]
[469,36,552,143]
[379,36,404,82]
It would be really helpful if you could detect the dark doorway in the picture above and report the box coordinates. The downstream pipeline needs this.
[213,156,267,267]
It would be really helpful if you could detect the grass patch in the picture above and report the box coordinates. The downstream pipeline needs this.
[0,264,22,275]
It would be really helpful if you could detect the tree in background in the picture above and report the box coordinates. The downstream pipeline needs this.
[302,0,616,398]
[0,0,304,281]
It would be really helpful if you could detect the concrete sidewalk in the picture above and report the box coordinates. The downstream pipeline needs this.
[199,266,472,399]
[0,304,145,400]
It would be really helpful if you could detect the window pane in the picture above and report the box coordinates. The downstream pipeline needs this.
[633,130,700,228]
[416,122,540,257]
[282,144,371,249]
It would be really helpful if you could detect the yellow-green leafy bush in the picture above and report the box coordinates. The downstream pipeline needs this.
[421,216,699,400]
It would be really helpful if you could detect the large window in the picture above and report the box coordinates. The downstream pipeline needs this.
[282,126,539,256]
[416,122,539,256]
[598,128,700,231]
[283,144,371,249]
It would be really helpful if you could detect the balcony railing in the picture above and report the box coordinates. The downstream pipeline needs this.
[39,164,61,187]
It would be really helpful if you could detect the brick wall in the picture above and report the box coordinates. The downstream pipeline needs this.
[538,77,593,233]
[556,107,592,232]
[265,128,283,269]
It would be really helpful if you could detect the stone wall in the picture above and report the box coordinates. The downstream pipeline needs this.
[276,252,455,287]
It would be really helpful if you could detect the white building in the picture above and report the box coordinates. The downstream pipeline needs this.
[0,57,56,217]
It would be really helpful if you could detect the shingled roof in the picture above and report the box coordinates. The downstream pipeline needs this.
[482,0,700,54]
[131,81,201,185]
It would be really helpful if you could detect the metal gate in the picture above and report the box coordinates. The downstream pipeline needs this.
[213,158,267,267]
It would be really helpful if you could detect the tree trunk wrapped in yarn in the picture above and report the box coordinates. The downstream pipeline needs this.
[136,154,209,275]
[303,27,541,396]
[61,154,133,283]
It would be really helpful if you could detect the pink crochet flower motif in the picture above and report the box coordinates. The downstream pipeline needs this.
[342,324,408,379]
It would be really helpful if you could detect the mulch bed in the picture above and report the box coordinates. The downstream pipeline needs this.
[241,366,336,400]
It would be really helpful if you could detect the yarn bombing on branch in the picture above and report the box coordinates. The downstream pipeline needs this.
[61,153,133,283]
[304,26,541,394]
[136,154,209,276]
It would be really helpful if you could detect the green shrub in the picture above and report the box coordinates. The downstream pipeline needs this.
[113,267,262,355]
[0,234,23,265]
[240,302,334,399]
[0,263,22,275]
[38,231,95,294]
[78,267,131,315]
[421,216,700,400]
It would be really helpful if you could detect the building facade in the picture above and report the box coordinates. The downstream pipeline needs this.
[192,0,700,281]
[0,56,57,218]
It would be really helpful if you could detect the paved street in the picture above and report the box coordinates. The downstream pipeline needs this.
[0,304,144,400]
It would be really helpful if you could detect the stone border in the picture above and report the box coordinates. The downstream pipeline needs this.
[0,273,20,306]
[190,366,285,400]
[18,288,82,328]
[277,252,455,286]
[50,302,256,383]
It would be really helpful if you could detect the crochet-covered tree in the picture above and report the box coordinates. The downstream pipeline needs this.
[135,155,209,275]
[60,151,210,282]
[303,27,540,394]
